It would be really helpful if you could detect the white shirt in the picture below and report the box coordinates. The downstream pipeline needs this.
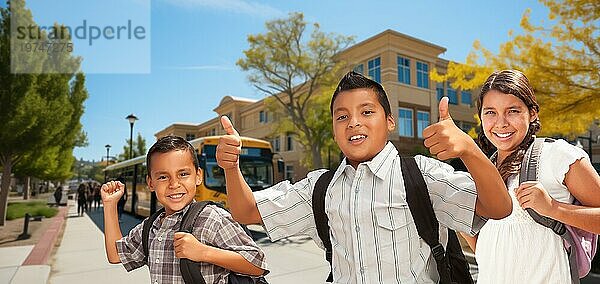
[476,139,588,284]
[255,142,484,283]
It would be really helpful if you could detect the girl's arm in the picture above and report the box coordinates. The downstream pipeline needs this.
[515,158,600,234]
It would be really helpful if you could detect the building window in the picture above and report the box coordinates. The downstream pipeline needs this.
[447,82,458,105]
[436,82,444,101]
[211,128,216,136]
[417,111,430,138]
[272,137,280,152]
[416,61,429,89]
[286,134,293,151]
[285,165,294,182]
[259,110,268,123]
[368,57,381,83]
[397,56,410,85]
[398,108,414,137]
[185,133,196,141]
[353,64,364,74]
[461,90,472,106]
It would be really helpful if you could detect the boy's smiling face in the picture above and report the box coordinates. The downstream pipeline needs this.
[147,150,201,215]
[332,88,395,168]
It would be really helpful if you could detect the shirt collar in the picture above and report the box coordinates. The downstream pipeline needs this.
[330,141,398,184]
[366,142,397,180]
[154,200,195,228]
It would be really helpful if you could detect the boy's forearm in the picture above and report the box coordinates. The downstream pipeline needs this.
[460,147,512,219]
[224,167,262,224]
[103,203,123,263]
[201,245,265,276]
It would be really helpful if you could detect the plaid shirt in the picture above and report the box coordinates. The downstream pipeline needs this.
[116,202,268,284]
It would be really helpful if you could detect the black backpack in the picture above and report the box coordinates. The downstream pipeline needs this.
[313,152,473,284]
[141,201,268,284]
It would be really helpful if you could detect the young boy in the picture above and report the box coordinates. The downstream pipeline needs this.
[101,135,268,284]
[216,71,512,283]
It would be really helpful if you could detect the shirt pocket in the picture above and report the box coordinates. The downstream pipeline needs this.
[374,203,416,278]
[375,203,412,232]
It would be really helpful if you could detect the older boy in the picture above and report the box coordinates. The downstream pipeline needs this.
[217,71,511,283]
[101,135,267,284]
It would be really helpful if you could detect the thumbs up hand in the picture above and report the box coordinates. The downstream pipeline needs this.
[422,97,477,160]
[216,116,242,170]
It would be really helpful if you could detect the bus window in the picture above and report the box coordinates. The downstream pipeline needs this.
[202,144,273,193]
[240,161,272,191]
[204,161,226,194]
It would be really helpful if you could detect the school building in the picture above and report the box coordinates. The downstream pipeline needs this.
[155,30,488,182]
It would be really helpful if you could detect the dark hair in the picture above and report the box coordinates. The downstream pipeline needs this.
[476,69,540,181]
[330,71,392,118]
[146,135,199,174]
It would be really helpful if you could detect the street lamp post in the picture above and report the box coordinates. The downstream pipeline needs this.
[126,114,138,159]
[105,144,111,165]
[104,144,111,182]
[125,114,139,215]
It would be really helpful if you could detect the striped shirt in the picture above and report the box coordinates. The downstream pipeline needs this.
[255,142,484,283]
[116,202,268,284]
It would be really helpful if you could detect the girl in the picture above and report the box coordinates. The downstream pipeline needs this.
[465,70,600,283]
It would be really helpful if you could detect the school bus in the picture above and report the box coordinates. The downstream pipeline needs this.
[103,136,276,217]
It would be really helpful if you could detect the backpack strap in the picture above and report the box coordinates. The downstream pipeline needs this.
[520,138,566,235]
[401,156,453,284]
[312,170,335,283]
[520,138,580,283]
[179,201,211,284]
[142,207,165,263]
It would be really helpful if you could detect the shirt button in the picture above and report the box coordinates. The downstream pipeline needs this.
[360,267,365,274]
[355,226,360,232]
[155,258,159,263]
[158,237,162,242]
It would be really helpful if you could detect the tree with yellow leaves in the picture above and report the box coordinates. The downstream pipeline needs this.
[432,0,599,137]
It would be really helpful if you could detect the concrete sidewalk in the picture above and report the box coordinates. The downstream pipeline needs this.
[48,200,149,284]
[49,200,328,283]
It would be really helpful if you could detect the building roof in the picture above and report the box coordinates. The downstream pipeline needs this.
[338,29,447,57]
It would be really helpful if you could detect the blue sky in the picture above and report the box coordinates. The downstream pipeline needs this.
[6,0,550,162]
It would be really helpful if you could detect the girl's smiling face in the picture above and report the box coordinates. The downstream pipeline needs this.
[480,89,537,160]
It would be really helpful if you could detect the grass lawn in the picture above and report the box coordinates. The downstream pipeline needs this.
[6,201,58,220]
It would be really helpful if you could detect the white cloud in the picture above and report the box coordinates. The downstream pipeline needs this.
[164,0,284,18]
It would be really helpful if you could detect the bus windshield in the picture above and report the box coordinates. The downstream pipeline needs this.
[202,145,273,192]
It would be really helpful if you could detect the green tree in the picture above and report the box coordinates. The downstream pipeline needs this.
[237,12,354,169]
[0,1,87,225]
[118,132,147,161]
[432,0,599,137]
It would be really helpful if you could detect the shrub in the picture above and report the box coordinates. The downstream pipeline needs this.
[6,201,58,220]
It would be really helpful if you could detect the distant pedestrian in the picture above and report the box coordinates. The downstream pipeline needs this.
[53,186,62,206]
[77,183,88,216]
[87,182,94,210]
[93,184,101,210]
